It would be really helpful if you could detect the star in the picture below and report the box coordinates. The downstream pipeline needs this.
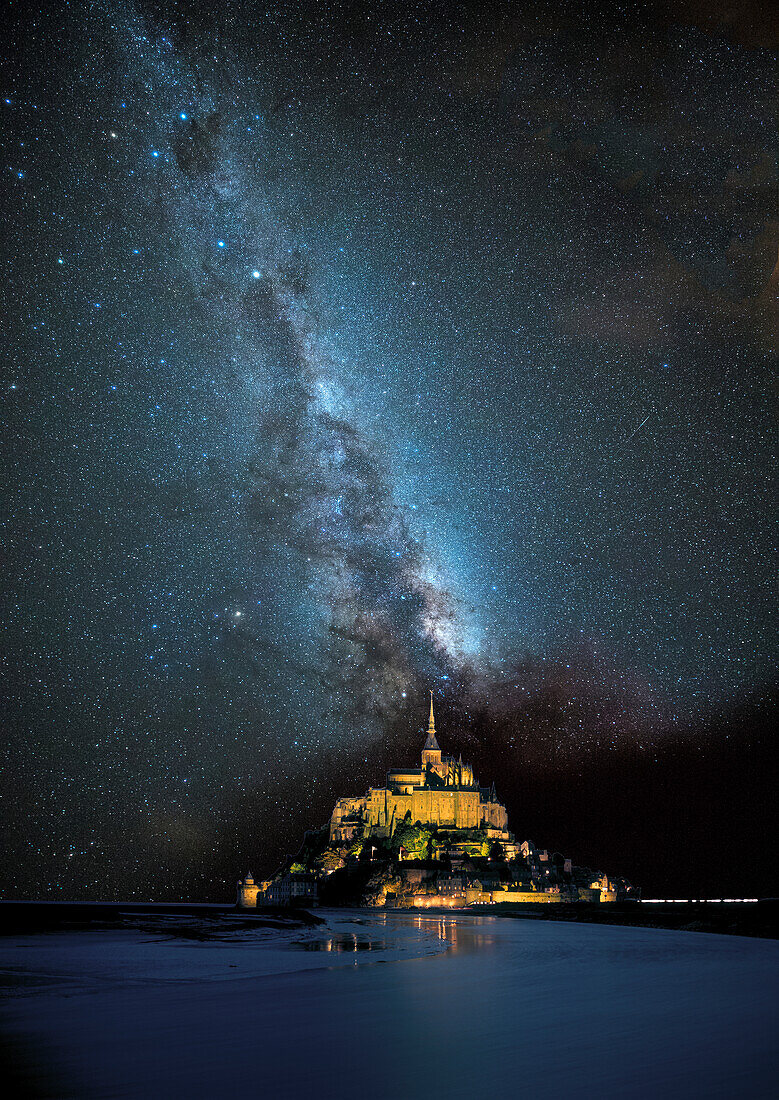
[1,0,774,906]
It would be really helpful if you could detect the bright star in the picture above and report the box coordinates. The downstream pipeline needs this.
[217,240,225,248]
[252,270,260,278]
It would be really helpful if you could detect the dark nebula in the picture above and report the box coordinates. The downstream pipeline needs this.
[2,0,776,900]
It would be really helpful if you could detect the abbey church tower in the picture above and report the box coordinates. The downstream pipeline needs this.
[421,692,444,774]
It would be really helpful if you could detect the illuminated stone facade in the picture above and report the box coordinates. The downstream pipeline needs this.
[329,695,511,845]
[236,873,261,908]
[236,696,637,908]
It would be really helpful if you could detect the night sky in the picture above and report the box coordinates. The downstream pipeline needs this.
[3,0,777,901]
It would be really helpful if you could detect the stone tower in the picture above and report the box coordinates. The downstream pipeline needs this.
[237,872,260,908]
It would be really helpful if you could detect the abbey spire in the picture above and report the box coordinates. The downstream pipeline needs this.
[424,691,440,752]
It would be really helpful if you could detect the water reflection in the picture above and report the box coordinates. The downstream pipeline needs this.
[295,934,389,953]
[408,915,497,954]
[371,911,498,955]
[294,912,500,957]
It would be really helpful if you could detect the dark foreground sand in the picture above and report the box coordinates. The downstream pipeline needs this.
[1,905,777,1099]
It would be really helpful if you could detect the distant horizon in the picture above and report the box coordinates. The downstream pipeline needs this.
[2,678,776,901]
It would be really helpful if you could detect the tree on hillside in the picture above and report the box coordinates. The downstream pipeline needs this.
[392,819,434,860]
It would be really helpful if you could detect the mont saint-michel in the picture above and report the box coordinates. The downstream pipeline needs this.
[238,697,637,910]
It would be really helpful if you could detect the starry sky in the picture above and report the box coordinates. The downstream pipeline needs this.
[2,0,777,900]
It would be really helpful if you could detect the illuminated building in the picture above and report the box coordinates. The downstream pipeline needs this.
[329,694,514,848]
[238,697,636,908]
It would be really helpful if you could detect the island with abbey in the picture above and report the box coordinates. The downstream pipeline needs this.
[238,697,638,909]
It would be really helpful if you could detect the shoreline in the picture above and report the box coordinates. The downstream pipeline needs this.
[1,898,775,940]
[375,899,779,939]
[0,900,323,938]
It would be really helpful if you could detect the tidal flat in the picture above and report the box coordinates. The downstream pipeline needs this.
[1,905,777,1098]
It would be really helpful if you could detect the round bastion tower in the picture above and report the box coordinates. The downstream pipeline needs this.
[237,872,260,908]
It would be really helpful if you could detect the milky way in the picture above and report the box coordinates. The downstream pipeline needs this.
[3,0,776,898]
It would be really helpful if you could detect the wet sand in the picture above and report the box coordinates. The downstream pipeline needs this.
[1,906,777,1098]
